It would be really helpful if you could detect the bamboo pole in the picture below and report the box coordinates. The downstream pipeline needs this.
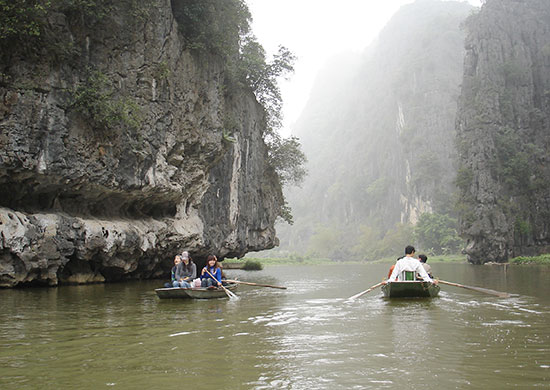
[205,269,239,300]
[438,280,510,298]
[347,281,385,301]
[224,279,287,289]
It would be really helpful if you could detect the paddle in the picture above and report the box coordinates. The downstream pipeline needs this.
[205,269,239,300]
[438,280,510,298]
[347,281,385,301]
[224,279,287,290]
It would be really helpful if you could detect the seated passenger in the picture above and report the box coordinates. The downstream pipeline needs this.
[200,255,222,288]
[417,254,433,279]
[175,251,196,288]
[386,245,434,283]
[164,255,182,288]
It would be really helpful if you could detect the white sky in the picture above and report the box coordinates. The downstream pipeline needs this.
[246,0,482,137]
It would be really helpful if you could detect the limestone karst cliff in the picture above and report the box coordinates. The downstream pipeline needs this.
[276,0,471,260]
[456,0,550,263]
[0,0,283,286]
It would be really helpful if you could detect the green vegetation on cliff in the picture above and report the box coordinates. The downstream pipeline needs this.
[0,0,47,41]
[71,69,142,131]
[172,0,250,57]
[0,0,129,50]
[414,213,463,255]
[172,0,306,222]
[1,0,148,133]
[0,0,306,223]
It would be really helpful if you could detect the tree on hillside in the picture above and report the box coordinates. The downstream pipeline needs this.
[414,213,463,255]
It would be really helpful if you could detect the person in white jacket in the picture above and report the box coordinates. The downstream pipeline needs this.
[386,245,435,284]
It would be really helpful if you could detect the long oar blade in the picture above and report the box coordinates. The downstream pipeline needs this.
[225,279,287,289]
[205,269,239,300]
[347,282,384,301]
[224,286,239,300]
[439,280,510,298]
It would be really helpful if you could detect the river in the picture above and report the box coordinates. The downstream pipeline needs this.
[1,263,549,389]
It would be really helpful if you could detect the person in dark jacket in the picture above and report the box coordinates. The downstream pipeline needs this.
[176,251,196,288]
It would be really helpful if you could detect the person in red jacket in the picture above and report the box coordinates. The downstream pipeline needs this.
[387,263,396,280]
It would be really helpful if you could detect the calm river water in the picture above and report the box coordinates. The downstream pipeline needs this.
[1,263,549,389]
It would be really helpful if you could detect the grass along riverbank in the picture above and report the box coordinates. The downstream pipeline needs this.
[510,254,550,265]
[223,254,467,266]
[223,254,550,268]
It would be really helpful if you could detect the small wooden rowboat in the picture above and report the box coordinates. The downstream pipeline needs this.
[155,284,238,299]
[381,281,440,298]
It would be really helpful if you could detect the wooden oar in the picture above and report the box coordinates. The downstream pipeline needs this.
[224,279,287,290]
[438,280,510,298]
[205,269,239,300]
[347,281,385,301]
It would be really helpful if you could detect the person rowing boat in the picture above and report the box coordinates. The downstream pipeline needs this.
[200,255,222,288]
[384,245,437,285]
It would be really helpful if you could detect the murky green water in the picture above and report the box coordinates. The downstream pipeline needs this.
[1,263,549,389]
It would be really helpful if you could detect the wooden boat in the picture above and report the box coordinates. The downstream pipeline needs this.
[155,284,238,299]
[381,281,440,298]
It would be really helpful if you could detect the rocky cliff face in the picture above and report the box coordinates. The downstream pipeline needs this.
[456,0,550,263]
[276,1,471,259]
[0,0,283,286]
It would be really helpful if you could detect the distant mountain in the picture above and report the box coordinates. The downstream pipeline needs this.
[276,0,473,260]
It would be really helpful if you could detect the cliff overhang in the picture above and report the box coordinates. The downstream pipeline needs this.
[0,0,283,287]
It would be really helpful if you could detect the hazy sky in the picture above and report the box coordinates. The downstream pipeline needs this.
[247,0,482,136]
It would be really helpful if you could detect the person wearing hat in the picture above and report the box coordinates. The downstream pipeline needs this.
[174,251,196,288]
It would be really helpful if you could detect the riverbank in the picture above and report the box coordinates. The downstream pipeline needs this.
[225,254,468,266]
[510,254,550,265]
[371,254,467,264]
[229,253,550,266]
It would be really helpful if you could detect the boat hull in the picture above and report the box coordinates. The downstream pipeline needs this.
[381,281,440,298]
[155,284,238,299]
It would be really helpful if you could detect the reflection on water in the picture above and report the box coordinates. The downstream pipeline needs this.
[1,263,549,389]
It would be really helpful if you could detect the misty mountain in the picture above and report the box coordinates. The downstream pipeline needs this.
[276,0,473,260]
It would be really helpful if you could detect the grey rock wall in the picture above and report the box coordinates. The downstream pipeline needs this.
[456,0,550,263]
[0,0,282,286]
